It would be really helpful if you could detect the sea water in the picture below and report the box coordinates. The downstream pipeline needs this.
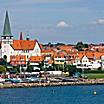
[0,85,104,104]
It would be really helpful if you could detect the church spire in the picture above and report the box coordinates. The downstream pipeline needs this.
[19,32,23,40]
[3,10,12,36]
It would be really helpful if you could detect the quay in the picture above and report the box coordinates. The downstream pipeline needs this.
[0,78,104,88]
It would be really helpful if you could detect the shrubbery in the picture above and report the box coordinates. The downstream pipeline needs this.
[84,70,104,73]
[0,65,6,73]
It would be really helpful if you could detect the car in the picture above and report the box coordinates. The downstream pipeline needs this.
[25,77,39,83]
[5,78,23,83]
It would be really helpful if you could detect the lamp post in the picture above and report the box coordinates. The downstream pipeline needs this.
[23,63,27,80]
[82,68,84,78]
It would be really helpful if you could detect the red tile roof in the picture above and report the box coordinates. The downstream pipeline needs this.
[42,49,53,53]
[11,40,36,50]
[29,56,43,62]
[48,60,53,64]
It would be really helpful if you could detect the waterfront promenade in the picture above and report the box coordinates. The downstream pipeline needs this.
[0,78,104,88]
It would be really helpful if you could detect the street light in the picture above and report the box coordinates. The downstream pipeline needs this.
[82,68,84,78]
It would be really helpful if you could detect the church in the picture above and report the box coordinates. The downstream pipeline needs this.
[0,11,42,66]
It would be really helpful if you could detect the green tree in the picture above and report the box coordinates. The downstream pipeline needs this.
[83,44,88,48]
[52,62,56,71]
[39,61,45,71]
[75,41,84,51]
[67,65,77,76]
[48,42,53,47]
[26,65,33,72]
[63,62,68,72]
[0,65,6,74]
[75,42,88,51]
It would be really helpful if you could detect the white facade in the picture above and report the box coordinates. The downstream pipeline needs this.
[29,42,41,56]
[1,37,41,62]
[74,55,101,70]
[81,56,90,66]
[1,36,13,62]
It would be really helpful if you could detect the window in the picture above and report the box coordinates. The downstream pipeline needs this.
[6,41,10,44]
[27,55,29,58]
[4,36,6,39]
[3,42,6,44]
[26,50,29,53]
[35,49,39,53]
[56,60,59,62]
[58,56,61,58]
[84,64,86,66]
[60,60,64,62]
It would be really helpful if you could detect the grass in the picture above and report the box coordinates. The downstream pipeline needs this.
[84,73,104,79]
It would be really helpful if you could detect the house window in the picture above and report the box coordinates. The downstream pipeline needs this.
[3,42,6,44]
[27,55,29,58]
[26,50,29,53]
[60,60,64,62]
[58,56,61,58]
[4,36,6,39]
[56,60,59,62]
[84,64,86,66]
[35,49,39,53]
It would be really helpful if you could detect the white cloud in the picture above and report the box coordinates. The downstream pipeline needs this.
[57,21,69,28]
[91,19,104,25]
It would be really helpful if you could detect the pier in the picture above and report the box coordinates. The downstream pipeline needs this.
[0,78,104,88]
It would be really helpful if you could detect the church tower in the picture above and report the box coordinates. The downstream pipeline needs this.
[1,11,13,62]
[1,10,13,43]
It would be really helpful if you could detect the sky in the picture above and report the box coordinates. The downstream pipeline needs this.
[0,0,104,44]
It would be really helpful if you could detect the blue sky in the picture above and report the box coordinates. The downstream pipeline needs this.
[0,0,104,44]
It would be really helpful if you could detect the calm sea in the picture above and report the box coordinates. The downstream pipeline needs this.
[0,85,104,104]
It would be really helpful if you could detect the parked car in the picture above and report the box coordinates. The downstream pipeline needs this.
[5,78,23,83]
[25,77,39,83]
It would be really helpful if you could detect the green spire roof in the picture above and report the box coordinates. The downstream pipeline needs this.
[3,11,11,36]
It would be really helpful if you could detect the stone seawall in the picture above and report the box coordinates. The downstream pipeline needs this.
[1,79,104,88]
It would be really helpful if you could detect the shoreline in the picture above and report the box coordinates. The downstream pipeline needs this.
[1,79,104,88]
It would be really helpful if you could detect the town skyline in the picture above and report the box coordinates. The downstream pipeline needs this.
[0,0,104,44]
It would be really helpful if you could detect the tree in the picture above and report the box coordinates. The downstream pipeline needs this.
[75,42,88,51]
[83,44,88,48]
[63,62,68,72]
[26,65,33,72]
[0,59,7,65]
[67,65,77,76]
[55,43,65,47]
[39,61,45,71]
[0,65,6,74]
[48,42,53,47]
[75,41,84,51]
[52,62,56,71]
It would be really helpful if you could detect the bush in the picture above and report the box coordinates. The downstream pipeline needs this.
[84,70,104,73]
[0,65,6,73]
